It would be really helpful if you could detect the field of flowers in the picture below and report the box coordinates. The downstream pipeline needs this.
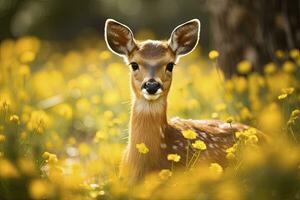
[0,35,300,200]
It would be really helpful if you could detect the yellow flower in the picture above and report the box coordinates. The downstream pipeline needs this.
[246,135,259,144]
[209,163,223,176]
[42,151,50,159]
[99,50,112,60]
[42,152,58,163]
[192,140,207,150]
[278,93,288,100]
[0,159,19,178]
[9,114,20,124]
[226,117,234,124]
[283,61,296,73]
[291,109,300,118]
[79,143,91,156]
[167,154,181,162]
[182,129,197,140]
[281,87,294,95]
[211,112,219,119]
[226,152,235,160]
[18,64,31,77]
[159,169,172,180]
[18,158,36,175]
[20,51,36,63]
[275,50,285,59]
[48,154,58,163]
[237,60,252,74]
[264,62,277,74]
[235,131,243,139]
[0,134,6,142]
[27,110,50,134]
[29,179,52,199]
[208,50,219,60]
[136,143,149,154]
[289,48,299,59]
[55,103,73,119]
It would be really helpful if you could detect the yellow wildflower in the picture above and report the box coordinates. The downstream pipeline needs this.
[136,143,149,154]
[9,115,20,124]
[283,61,296,73]
[208,50,219,60]
[235,131,243,139]
[226,117,234,124]
[29,179,52,199]
[20,51,36,63]
[264,62,277,74]
[18,64,31,77]
[211,112,219,119]
[182,129,197,140]
[278,93,288,100]
[18,158,36,175]
[159,169,172,180]
[167,154,181,162]
[275,50,285,59]
[0,134,6,142]
[42,152,58,163]
[246,135,259,144]
[79,143,91,156]
[281,87,294,95]
[289,48,299,59]
[237,60,252,74]
[48,154,58,163]
[291,109,300,118]
[55,103,73,119]
[209,163,223,176]
[226,152,235,160]
[42,152,50,159]
[27,110,50,134]
[0,159,19,178]
[192,140,207,150]
[99,50,112,60]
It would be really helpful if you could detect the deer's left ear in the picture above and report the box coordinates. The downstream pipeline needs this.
[168,19,200,57]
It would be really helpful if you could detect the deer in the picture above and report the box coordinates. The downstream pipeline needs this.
[104,19,260,183]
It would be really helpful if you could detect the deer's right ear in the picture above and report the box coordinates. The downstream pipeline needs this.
[168,19,200,58]
[104,19,136,57]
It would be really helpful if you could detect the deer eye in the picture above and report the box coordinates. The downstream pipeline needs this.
[166,62,174,72]
[130,62,139,71]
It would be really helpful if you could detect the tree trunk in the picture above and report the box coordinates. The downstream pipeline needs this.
[207,0,300,78]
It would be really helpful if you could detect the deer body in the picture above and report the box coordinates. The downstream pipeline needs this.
[104,19,249,183]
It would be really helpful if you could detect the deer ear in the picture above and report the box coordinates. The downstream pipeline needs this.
[104,19,136,57]
[168,19,200,57]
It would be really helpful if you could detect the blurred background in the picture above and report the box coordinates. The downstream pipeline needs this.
[1,0,299,76]
[1,1,300,200]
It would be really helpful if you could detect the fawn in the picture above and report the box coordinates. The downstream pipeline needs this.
[104,19,253,183]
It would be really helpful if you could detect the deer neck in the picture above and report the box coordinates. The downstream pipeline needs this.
[125,97,168,181]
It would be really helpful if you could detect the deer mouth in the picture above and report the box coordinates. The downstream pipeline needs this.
[142,88,163,101]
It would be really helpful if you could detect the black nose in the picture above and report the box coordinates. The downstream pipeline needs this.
[142,79,161,94]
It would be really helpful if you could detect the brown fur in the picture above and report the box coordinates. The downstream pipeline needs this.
[105,19,258,184]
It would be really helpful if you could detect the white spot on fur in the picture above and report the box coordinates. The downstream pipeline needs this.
[160,128,165,138]
[172,145,178,150]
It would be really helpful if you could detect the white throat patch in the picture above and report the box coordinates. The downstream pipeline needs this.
[142,88,162,101]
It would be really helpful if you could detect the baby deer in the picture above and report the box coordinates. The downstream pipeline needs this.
[104,19,252,183]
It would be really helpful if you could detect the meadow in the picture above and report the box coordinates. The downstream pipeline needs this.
[0,34,300,200]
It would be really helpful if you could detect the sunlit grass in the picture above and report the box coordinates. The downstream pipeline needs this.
[0,36,300,199]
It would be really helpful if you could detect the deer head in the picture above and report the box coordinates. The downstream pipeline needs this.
[104,19,200,102]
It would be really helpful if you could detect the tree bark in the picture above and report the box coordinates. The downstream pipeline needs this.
[207,0,300,78]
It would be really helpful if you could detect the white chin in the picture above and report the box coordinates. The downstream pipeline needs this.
[143,93,161,101]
